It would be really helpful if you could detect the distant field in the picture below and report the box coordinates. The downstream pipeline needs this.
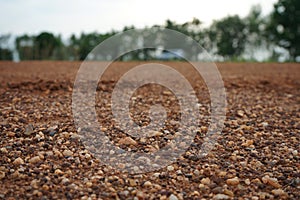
[0,61,299,199]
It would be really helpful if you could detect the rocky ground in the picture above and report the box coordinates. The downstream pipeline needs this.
[0,61,299,199]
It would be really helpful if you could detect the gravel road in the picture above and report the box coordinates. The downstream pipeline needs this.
[0,61,299,199]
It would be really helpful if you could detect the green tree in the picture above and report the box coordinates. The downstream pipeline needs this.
[211,15,247,60]
[243,5,270,61]
[67,34,80,60]
[52,34,67,60]
[34,32,60,60]
[0,34,13,60]
[78,32,98,60]
[268,0,300,61]
[15,34,35,60]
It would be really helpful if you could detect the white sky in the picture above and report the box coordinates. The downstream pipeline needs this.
[0,0,277,38]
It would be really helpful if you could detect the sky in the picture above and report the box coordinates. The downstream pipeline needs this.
[1,0,278,38]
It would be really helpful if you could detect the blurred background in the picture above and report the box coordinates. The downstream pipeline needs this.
[0,0,299,62]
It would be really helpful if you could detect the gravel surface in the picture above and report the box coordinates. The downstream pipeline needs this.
[0,61,299,199]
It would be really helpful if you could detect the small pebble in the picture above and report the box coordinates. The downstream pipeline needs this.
[53,149,63,157]
[62,149,73,157]
[226,177,240,186]
[199,183,205,189]
[54,169,64,175]
[0,147,8,154]
[118,137,137,146]
[148,131,163,137]
[213,194,230,200]
[143,181,152,187]
[129,179,137,187]
[13,157,24,165]
[245,179,251,185]
[42,184,49,191]
[262,175,281,188]
[223,189,234,197]
[212,187,223,194]
[271,189,286,196]
[218,171,227,177]
[86,181,93,187]
[237,110,244,117]
[31,179,39,189]
[7,131,15,137]
[136,191,145,198]
[193,169,200,176]
[201,177,211,185]
[169,194,178,200]
[242,140,253,147]
[49,130,57,136]
[0,171,5,179]
[167,166,174,171]
[61,178,69,184]
[29,156,41,164]
[24,124,34,136]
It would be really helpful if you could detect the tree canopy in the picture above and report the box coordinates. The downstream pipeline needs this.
[267,0,300,61]
[2,0,299,62]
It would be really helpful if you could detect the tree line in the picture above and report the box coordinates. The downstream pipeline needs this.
[0,0,299,62]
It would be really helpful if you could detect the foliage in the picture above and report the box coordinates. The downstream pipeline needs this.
[9,0,300,62]
[267,0,300,60]
[16,34,35,60]
[0,34,13,60]
[211,15,247,59]
[34,32,61,60]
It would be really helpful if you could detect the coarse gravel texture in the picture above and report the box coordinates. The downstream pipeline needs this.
[0,61,299,199]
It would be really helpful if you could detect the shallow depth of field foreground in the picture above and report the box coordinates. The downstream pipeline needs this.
[0,61,299,199]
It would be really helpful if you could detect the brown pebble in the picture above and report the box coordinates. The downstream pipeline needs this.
[201,177,211,185]
[212,187,223,194]
[136,191,145,198]
[42,184,49,191]
[118,137,137,146]
[13,157,24,165]
[31,179,39,189]
[148,131,163,137]
[0,147,8,154]
[213,194,230,200]
[0,171,6,179]
[218,171,227,177]
[54,169,64,175]
[245,179,251,185]
[129,179,137,186]
[167,165,174,171]
[53,149,63,157]
[272,189,286,196]
[262,175,281,188]
[237,110,244,117]
[11,170,21,178]
[226,177,240,186]
[86,181,93,187]
[242,140,253,147]
[24,124,34,136]
[223,189,234,197]
[7,131,15,137]
[143,181,152,187]
[29,156,41,164]
[62,149,73,157]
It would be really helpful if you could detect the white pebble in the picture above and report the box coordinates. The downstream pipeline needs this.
[169,194,178,200]
[167,166,174,171]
